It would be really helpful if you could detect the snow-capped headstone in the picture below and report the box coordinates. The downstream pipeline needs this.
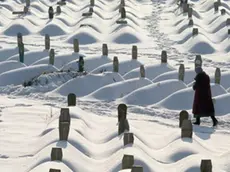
[132,45,138,60]
[122,155,134,169]
[45,34,50,50]
[193,28,198,36]
[131,166,143,172]
[56,6,61,14]
[178,64,185,81]
[74,39,79,53]
[124,132,134,146]
[228,29,230,35]
[59,108,70,141]
[118,104,127,122]
[140,65,145,78]
[188,19,193,26]
[51,148,63,161]
[195,55,202,69]
[113,56,119,73]
[226,18,230,26]
[121,7,126,18]
[17,33,23,47]
[26,0,30,7]
[179,110,189,128]
[18,43,24,63]
[49,7,54,19]
[181,120,193,138]
[68,93,76,106]
[188,8,192,18]
[214,2,219,12]
[200,159,212,172]
[49,169,61,172]
[215,67,221,84]
[221,9,226,15]
[161,50,167,63]
[49,49,55,65]
[102,44,108,56]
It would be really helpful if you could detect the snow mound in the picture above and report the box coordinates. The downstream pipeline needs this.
[210,71,230,89]
[32,53,85,69]
[0,60,26,74]
[0,47,29,62]
[152,69,196,84]
[123,63,175,80]
[120,79,187,106]
[39,24,66,36]
[66,31,99,45]
[0,64,58,86]
[7,51,49,66]
[91,60,143,75]
[82,77,152,101]
[154,84,227,110]
[3,23,31,36]
[49,72,124,97]
[61,55,112,72]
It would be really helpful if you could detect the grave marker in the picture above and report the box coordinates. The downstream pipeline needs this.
[68,93,76,106]
[49,49,55,65]
[59,108,70,141]
[179,110,189,128]
[122,155,134,169]
[226,18,230,26]
[140,65,145,78]
[51,148,63,161]
[49,169,61,172]
[49,6,54,19]
[181,119,193,138]
[73,39,79,53]
[193,28,198,36]
[78,56,84,72]
[214,2,219,12]
[45,34,50,50]
[102,44,108,56]
[188,19,193,26]
[113,56,119,72]
[131,166,143,172]
[194,55,202,69]
[121,7,126,18]
[56,6,61,14]
[178,64,185,81]
[118,104,127,122]
[221,9,226,15]
[18,43,24,63]
[124,132,134,146]
[132,45,137,60]
[200,159,212,172]
[215,67,221,84]
[161,50,167,63]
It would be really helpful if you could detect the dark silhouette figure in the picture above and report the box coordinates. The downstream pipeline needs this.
[192,67,218,126]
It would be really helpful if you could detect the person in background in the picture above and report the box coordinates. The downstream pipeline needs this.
[192,66,218,126]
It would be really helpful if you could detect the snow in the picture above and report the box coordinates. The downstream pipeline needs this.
[0,64,58,86]
[49,72,124,97]
[1,0,230,171]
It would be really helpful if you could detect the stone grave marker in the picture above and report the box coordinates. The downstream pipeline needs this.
[181,119,193,138]
[68,93,76,106]
[161,50,167,63]
[49,49,55,65]
[132,45,137,60]
[113,56,119,72]
[124,132,134,146]
[140,65,145,78]
[51,147,63,161]
[49,6,54,19]
[73,39,79,53]
[131,166,143,172]
[178,64,185,81]
[45,34,50,50]
[102,43,108,56]
[215,67,221,84]
[200,159,212,172]
[122,155,134,169]
[179,110,189,128]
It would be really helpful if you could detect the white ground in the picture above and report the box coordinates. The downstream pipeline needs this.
[0,0,230,171]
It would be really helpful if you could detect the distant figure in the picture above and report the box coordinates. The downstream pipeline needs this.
[192,67,218,126]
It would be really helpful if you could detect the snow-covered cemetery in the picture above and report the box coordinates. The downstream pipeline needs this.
[0,0,230,171]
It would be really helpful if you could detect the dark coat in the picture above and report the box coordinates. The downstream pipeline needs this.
[192,71,215,117]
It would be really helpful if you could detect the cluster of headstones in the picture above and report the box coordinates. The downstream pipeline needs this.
[179,110,212,172]
[177,54,221,84]
[42,93,214,171]
[48,0,66,19]
[177,0,230,37]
